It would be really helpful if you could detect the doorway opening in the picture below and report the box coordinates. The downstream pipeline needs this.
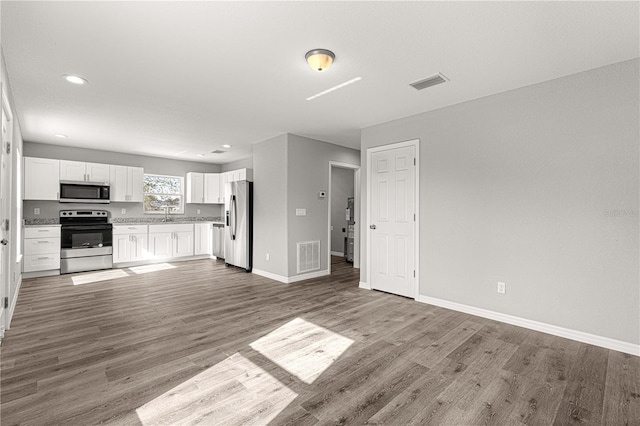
[328,162,360,274]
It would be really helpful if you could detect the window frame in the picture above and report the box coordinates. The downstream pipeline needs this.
[143,173,185,215]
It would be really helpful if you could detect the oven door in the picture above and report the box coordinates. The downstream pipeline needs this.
[61,224,113,258]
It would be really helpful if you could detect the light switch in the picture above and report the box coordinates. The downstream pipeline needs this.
[296,208,307,216]
[34,207,40,215]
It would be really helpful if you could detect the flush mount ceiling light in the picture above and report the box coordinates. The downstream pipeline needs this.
[63,74,88,85]
[197,153,205,157]
[305,49,335,72]
[222,144,232,148]
[54,134,68,138]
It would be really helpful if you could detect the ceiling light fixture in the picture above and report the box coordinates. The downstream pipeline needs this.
[306,77,362,101]
[222,144,232,148]
[54,134,68,138]
[197,154,205,157]
[305,49,335,72]
[63,75,88,85]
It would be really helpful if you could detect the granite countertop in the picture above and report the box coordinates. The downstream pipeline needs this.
[25,217,224,226]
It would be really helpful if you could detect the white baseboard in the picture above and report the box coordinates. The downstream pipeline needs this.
[417,295,640,356]
[359,281,371,289]
[252,268,329,284]
[330,251,344,257]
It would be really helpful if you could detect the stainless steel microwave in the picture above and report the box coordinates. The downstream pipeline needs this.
[59,181,110,203]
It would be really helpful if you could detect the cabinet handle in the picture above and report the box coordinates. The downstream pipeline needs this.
[37,240,49,243]
[37,257,50,260]
[37,229,48,232]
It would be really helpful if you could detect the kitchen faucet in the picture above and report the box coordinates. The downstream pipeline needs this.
[162,205,173,222]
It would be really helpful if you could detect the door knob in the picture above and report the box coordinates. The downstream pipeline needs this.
[1,239,8,245]
[369,225,376,230]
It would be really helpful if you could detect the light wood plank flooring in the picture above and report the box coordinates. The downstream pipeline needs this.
[1,257,638,425]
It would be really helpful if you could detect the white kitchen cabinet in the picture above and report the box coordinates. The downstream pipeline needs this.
[187,172,223,204]
[194,222,213,255]
[110,165,144,202]
[24,157,60,200]
[186,172,205,203]
[204,174,222,203]
[113,225,148,263]
[223,168,253,183]
[60,160,110,183]
[23,226,61,273]
[148,224,194,258]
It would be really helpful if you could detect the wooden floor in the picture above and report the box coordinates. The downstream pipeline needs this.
[1,257,638,425]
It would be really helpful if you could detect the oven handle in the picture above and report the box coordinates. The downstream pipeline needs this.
[60,225,113,231]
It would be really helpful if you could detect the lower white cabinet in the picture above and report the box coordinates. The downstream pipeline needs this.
[23,226,61,272]
[148,224,194,258]
[113,225,149,263]
[194,222,213,256]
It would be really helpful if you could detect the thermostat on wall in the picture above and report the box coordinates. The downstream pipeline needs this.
[318,191,326,198]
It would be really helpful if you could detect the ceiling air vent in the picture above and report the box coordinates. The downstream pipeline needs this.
[410,73,449,91]
[210,150,227,154]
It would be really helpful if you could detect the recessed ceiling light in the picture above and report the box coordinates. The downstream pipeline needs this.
[222,144,232,148]
[63,75,88,85]
[54,134,68,138]
[306,77,362,101]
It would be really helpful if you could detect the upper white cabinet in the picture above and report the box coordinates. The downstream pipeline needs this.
[24,157,60,200]
[186,172,205,203]
[60,160,110,183]
[110,165,144,202]
[222,168,253,184]
[186,172,223,204]
[204,173,222,203]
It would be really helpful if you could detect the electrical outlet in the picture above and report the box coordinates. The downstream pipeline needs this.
[296,208,306,216]
[330,225,334,231]
[197,209,201,214]
[121,208,126,215]
[266,253,270,261]
[34,208,40,215]
[497,282,506,294]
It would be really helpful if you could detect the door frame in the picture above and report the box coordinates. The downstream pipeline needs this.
[327,161,360,273]
[366,139,420,299]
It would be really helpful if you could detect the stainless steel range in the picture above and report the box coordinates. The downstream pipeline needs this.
[60,210,113,274]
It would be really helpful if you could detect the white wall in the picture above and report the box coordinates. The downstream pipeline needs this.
[287,134,359,276]
[360,59,639,346]
[331,167,354,253]
[253,134,288,276]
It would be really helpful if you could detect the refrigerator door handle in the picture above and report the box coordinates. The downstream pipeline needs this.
[231,194,237,240]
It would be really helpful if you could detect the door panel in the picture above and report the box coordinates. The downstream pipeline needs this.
[370,145,415,298]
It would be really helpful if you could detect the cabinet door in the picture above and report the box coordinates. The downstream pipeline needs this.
[204,174,220,204]
[128,167,144,202]
[109,165,129,201]
[59,160,87,181]
[173,231,194,257]
[194,223,212,255]
[186,172,204,203]
[24,157,60,200]
[130,233,149,261]
[149,232,173,258]
[113,234,131,263]
[86,162,110,183]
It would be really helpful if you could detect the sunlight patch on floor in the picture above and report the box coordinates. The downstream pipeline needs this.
[250,317,354,384]
[72,269,129,285]
[136,353,297,425]
[128,263,176,274]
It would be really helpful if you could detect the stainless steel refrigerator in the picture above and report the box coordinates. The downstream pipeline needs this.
[224,180,253,272]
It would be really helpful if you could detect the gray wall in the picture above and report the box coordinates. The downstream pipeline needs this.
[287,134,359,276]
[23,142,224,220]
[331,167,354,253]
[253,134,288,276]
[221,156,253,172]
[360,59,639,345]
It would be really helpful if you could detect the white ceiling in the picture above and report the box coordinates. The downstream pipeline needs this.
[2,1,638,164]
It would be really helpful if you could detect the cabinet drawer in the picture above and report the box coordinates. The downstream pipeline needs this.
[148,223,193,233]
[24,254,61,272]
[25,227,61,238]
[24,238,60,256]
[113,225,148,235]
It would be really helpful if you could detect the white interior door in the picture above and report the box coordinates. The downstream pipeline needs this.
[370,144,416,298]
[1,94,13,331]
